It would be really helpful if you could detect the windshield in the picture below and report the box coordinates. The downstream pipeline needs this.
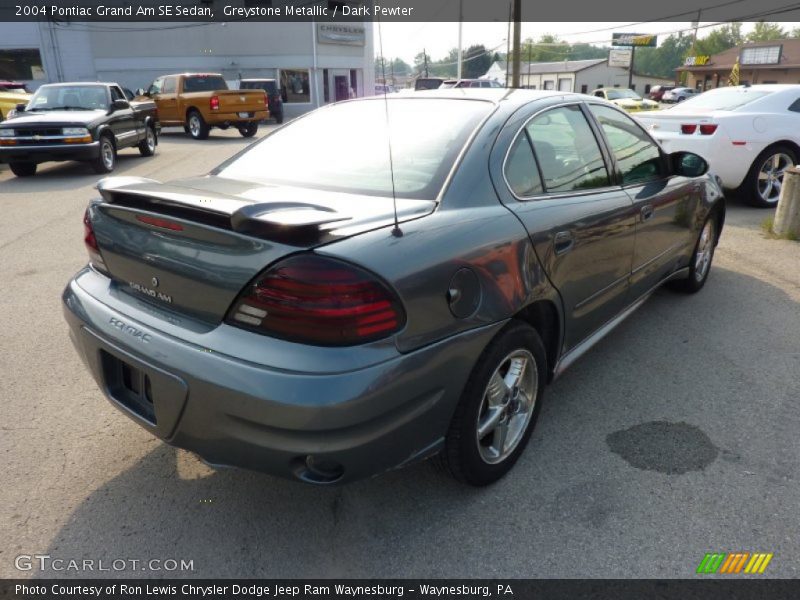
[672,88,771,111]
[607,89,641,101]
[27,85,107,110]
[217,98,493,199]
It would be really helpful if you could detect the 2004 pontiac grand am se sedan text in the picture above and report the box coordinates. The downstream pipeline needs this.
[63,89,725,486]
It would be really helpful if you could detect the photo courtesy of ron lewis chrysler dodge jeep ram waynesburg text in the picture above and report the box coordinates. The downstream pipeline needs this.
[63,90,724,486]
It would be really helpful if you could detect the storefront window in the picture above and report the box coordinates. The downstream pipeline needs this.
[0,49,44,80]
[280,69,310,104]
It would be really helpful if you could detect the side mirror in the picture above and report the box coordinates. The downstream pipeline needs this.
[671,151,708,178]
[15,102,26,113]
[111,99,130,111]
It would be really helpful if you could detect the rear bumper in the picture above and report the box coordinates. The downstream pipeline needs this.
[62,268,501,484]
[0,141,99,164]
[208,110,269,125]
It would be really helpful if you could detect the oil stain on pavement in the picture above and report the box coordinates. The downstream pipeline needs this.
[606,421,718,475]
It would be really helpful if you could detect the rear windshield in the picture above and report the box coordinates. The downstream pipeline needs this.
[415,79,443,90]
[241,80,277,94]
[183,76,227,92]
[217,98,493,199]
[674,88,771,111]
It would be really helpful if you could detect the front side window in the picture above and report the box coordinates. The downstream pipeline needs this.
[589,104,663,185]
[162,76,177,94]
[525,105,610,193]
[148,78,163,95]
[217,98,493,199]
[280,69,310,103]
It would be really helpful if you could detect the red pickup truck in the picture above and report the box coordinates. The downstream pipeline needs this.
[139,73,268,139]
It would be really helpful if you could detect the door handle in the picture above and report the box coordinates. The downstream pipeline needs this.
[553,231,574,255]
[641,205,654,222]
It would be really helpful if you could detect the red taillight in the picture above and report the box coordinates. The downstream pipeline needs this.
[699,124,718,135]
[226,255,405,346]
[136,214,184,231]
[264,91,269,109]
[681,124,697,134]
[83,208,108,273]
[210,95,220,111]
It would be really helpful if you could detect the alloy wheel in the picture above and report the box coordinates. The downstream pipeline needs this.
[189,115,201,137]
[101,140,114,169]
[694,219,715,282]
[475,349,538,465]
[757,152,793,205]
[146,128,156,152]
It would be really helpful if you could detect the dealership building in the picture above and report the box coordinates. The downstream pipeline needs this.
[0,15,375,119]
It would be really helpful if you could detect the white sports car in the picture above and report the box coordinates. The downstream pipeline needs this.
[636,85,800,207]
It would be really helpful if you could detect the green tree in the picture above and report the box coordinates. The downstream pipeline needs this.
[694,23,744,56]
[462,44,493,78]
[635,32,694,79]
[746,21,787,42]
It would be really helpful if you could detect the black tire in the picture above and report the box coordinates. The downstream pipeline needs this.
[668,215,717,294]
[138,125,157,157]
[443,321,547,486]
[238,122,258,138]
[91,135,116,174]
[739,144,797,208]
[9,162,37,177]
[186,110,209,140]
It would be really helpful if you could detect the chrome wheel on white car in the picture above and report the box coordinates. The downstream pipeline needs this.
[743,145,797,208]
[756,152,793,205]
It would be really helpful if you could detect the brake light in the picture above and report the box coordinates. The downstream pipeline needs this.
[681,124,697,134]
[264,91,269,109]
[136,214,184,231]
[83,208,108,273]
[210,95,220,111]
[226,254,405,346]
[699,124,718,135]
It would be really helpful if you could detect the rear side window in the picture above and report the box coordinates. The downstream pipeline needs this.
[525,105,610,193]
[789,98,800,113]
[183,76,227,92]
[589,104,663,185]
[505,134,544,197]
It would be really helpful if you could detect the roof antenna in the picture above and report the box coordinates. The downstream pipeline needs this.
[377,16,403,238]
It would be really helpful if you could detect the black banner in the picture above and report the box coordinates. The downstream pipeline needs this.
[3,580,800,600]
[2,0,800,22]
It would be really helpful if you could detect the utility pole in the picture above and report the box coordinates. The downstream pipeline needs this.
[457,0,463,80]
[527,42,532,89]
[505,3,512,87]
[423,48,429,78]
[627,46,635,89]
[690,9,702,87]
[511,0,521,88]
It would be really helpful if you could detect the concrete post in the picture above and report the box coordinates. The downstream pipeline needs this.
[773,166,800,238]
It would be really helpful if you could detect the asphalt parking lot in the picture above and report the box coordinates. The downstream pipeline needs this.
[1,126,798,579]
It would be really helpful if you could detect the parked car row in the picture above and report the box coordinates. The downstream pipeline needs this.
[0,73,276,176]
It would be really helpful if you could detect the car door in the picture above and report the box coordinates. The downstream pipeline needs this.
[108,86,137,147]
[586,103,698,299]
[496,102,637,352]
[155,76,179,123]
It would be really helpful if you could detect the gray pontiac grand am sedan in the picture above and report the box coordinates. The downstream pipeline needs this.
[63,89,724,486]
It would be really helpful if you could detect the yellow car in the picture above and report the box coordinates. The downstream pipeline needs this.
[591,88,659,112]
[0,82,32,121]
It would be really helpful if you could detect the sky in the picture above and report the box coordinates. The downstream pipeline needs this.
[376,21,800,66]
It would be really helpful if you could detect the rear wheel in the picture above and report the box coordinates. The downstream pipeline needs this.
[138,126,156,157]
[443,322,547,486]
[238,122,258,138]
[9,161,37,177]
[91,135,116,174]
[186,110,209,140]
[741,145,796,208]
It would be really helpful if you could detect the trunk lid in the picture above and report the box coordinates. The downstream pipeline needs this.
[90,175,435,324]
[637,110,721,135]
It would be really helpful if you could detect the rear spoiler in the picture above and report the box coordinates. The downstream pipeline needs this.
[96,176,350,242]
